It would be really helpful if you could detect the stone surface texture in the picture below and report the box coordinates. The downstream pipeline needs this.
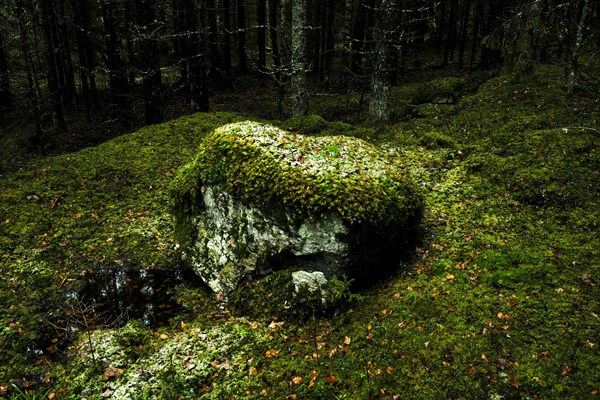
[171,121,422,294]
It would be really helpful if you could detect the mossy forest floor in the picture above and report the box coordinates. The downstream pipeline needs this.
[0,65,598,399]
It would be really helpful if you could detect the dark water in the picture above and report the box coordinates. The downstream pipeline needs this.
[29,264,201,360]
[73,264,199,328]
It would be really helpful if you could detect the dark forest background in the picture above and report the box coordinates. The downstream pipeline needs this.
[0,0,598,164]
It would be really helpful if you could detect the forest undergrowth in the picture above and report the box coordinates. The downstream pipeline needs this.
[0,65,598,399]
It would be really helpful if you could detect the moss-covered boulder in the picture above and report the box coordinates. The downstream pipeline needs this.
[412,77,465,105]
[170,121,423,295]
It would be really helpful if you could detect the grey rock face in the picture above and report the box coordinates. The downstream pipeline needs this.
[183,185,350,294]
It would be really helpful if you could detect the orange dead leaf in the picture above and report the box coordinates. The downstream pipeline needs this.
[102,368,124,381]
[343,336,351,345]
[386,366,393,374]
[561,365,572,377]
[467,365,476,374]
[365,333,374,340]
[291,376,302,385]
[497,312,511,320]
[159,333,169,340]
[324,375,338,384]
[265,349,280,358]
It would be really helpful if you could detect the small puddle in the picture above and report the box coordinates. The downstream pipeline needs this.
[29,264,202,361]
[74,263,198,328]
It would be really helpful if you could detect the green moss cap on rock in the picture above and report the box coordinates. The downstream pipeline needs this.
[171,121,423,226]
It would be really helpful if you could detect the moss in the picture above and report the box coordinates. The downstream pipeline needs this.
[418,130,458,150]
[281,114,328,135]
[229,269,352,321]
[412,77,465,105]
[171,121,423,227]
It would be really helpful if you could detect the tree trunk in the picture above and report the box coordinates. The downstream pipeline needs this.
[457,0,470,68]
[223,0,232,75]
[40,0,67,132]
[515,0,543,80]
[0,31,12,116]
[369,0,395,123]
[567,0,590,95]
[207,0,221,73]
[15,0,44,149]
[469,0,482,69]
[137,0,164,124]
[103,1,132,126]
[71,0,92,121]
[341,0,355,79]
[236,0,248,72]
[443,0,458,65]
[189,1,209,111]
[351,0,373,74]
[258,0,267,70]
[291,0,308,116]
[269,0,281,69]
[56,0,78,106]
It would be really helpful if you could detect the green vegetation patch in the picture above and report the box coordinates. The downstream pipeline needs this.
[171,121,423,226]
[412,77,465,105]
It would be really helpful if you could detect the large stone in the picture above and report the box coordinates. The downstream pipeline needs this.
[170,121,423,294]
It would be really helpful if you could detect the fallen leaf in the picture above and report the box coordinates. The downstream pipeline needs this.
[265,349,280,358]
[159,333,169,340]
[102,368,124,381]
[291,376,302,385]
[324,375,338,384]
[497,312,511,320]
[268,321,285,330]
[249,366,258,375]
[561,365,572,377]
[467,365,476,374]
[343,336,351,345]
